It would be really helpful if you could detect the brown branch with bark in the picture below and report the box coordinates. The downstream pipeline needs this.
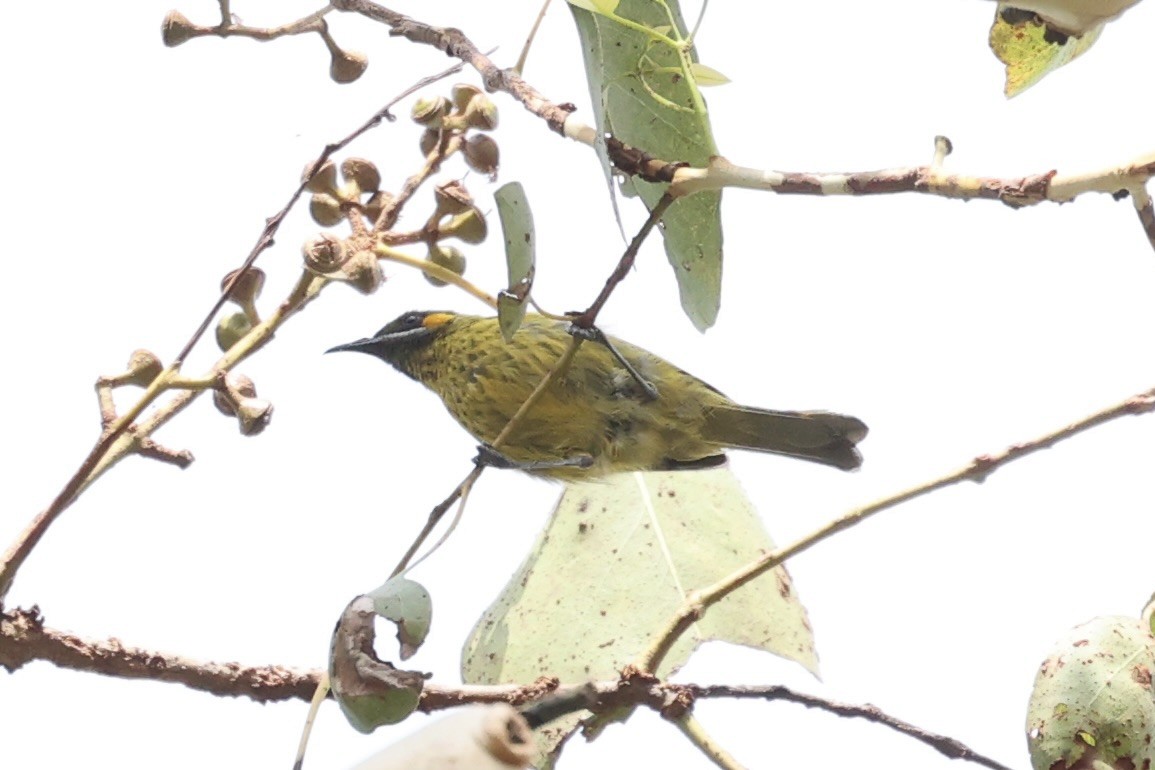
[0,606,1016,770]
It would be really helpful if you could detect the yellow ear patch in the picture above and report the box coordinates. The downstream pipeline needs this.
[422,312,457,330]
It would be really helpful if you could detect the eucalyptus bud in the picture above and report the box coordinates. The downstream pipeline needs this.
[341,158,381,195]
[303,234,349,273]
[330,49,368,84]
[419,129,440,158]
[309,194,344,227]
[425,245,467,287]
[442,208,487,244]
[161,10,197,47]
[463,94,498,131]
[216,311,253,352]
[451,84,483,115]
[302,160,339,195]
[411,96,452,129]
[463,134,499,179]
[123,350,164,387]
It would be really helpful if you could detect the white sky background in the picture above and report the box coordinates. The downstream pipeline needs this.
[2,0,1154,768]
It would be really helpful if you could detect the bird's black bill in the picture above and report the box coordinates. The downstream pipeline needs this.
[325,337,378,355]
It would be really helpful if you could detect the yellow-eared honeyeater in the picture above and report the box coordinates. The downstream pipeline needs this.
[329,311,867,479]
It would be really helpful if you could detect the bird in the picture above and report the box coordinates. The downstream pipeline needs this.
[328,311,867,479]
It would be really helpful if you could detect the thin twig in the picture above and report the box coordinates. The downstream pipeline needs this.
[673,713,748,770]
[571,193,675,329]
[515,0,553,75]
[0,60,470,603]
[635,385,1155,673]
[690,684,1017,770]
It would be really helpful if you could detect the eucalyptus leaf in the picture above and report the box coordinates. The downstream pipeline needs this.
[367,576,432,660]
[462,466,817,763]
[329,596,426,733]
[1026,616,1155,770]
[989,3,1104,96]
[569,0,724,329]
[494,182,536,341]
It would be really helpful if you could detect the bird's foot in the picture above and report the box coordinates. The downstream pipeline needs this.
[565,323,659,401]
[473,444,594,472]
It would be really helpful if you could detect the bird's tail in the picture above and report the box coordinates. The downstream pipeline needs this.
[700,406,868,470]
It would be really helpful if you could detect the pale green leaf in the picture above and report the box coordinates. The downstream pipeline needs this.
[329,596,425,733]
[367,576,432,661]
[1026,616,1155,770]
[462,466,817,761]
[494,182,536,342]
[989,4,1104,97]
[569,0,724,330]
[566,0,620,16]
[690,62,731,86]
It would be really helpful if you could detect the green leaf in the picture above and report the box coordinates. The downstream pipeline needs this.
[689,62,731,86]
[989,4,1104,97]
[1026,616,1155,770]
[329,596,425,733]
[569,0,724,330]
[462,466,817,761]
[494,182,536,342]
[367,576,432,661]
[566,0,620,16]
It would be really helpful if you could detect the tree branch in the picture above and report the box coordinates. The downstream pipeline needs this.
[1,608,1017,770]
[636,385,1155,674]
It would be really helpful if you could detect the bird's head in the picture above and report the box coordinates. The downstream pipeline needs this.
[326,310,458,372]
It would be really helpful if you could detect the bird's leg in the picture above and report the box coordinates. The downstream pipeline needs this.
[566,324,660,401]
[473,444,595,472]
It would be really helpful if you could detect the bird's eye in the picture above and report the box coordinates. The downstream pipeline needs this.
[404,313,421,328]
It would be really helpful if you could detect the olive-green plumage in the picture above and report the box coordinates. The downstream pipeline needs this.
[329,311,867,479]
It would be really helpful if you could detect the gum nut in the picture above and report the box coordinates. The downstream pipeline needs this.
[331,49,368,84]
[342,253,384,294]
[364,191,394,222]
[445,209,487,244]
[425,245,466,286]
[227,373,258,399]
[215,312,253,352]
[212,388,236,417]
[341,158,381,194]
[463,134,499,178]
[309,194,345,227]
[451,83,483,114]
[434,180,473,215]
[464,94,498,131]
[303,160,339,194]
[161,10,196,47]
[303,233,349,273]
[220,267,266,303]
[236,397,274,436]
[419,129,440,157]
[125,349,164,386]
[411,96,451,127]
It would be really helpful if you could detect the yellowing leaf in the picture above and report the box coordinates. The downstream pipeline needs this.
[566,0,619,16]
[690,62,731,86]
[989,3,1103,97]
[462,466,817,761]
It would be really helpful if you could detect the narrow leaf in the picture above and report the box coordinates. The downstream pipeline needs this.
[494,182,536,341]
[690,62,731,86]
